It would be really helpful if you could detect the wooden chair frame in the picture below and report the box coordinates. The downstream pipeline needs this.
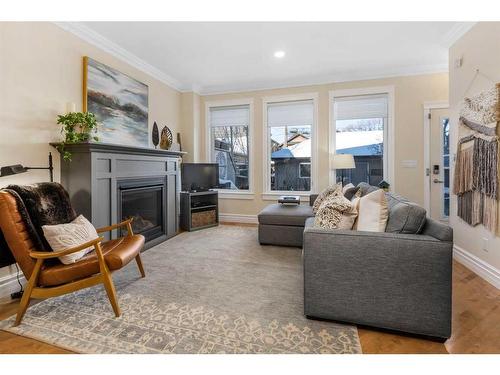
[14,219,145,326]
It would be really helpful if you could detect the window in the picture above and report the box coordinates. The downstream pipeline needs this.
[333,94,388,186]
[208,105,250,190]
[265,99,315,192]
[442,117,450,217]
[299,163,311,178]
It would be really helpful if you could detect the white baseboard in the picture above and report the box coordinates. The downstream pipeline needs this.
[0,272,26,299]
[219,213,258,224]
[453,245,500,290]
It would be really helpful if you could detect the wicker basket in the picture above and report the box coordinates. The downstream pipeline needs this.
[192,209,217,228]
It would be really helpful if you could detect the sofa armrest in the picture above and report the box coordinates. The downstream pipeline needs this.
[303,223,453,338]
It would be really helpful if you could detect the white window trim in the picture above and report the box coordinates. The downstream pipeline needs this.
[205,98,254,199]
[261,92,319,197]
[329,86,395,191]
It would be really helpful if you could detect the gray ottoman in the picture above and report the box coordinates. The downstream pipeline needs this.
[258,203,314,247]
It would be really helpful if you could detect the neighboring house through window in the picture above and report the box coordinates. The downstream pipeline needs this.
[264,95,317,194]
[332,91,391,187]
[208,104,251,191]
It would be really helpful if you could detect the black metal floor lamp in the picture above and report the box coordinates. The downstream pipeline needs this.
[0,152,54,182]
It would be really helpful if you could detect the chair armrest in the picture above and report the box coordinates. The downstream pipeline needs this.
[96,219,133,235]
[29,237,104,260]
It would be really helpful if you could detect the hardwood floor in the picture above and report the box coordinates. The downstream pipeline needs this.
[0,260,498,354]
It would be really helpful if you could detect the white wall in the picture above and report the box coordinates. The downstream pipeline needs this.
[449,22,500,288]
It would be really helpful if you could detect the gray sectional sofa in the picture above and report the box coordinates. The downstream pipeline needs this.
[258,182,454,339]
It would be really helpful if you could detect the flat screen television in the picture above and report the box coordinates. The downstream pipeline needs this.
[181,163,219,192]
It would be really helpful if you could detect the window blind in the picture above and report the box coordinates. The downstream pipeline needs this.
[210,105,249,127]
[334,94,388,121]
[267,100,314,127]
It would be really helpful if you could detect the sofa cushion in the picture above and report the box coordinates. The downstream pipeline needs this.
[357,182,379,196]
[385,192,427,234]
[258,204,314,226]
[344,186,361,200]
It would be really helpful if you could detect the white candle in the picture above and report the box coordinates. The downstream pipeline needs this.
[66,102,76,113]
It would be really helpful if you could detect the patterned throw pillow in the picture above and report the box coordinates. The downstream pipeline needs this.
[42,215,99,264]
[314,193,354,230]
[312,183,342,214]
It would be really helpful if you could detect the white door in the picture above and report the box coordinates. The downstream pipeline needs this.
[428,108,450,222]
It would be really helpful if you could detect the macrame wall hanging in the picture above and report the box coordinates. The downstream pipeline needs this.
[453,81,500,235]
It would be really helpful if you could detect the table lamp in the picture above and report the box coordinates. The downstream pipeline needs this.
[331,154,355,186]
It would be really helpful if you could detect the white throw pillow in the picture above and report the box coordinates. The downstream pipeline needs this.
[42,215,99,264]
[338,196,360,229]
[355,189,388,232]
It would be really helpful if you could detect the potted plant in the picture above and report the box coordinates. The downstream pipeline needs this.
[56,112,98,161]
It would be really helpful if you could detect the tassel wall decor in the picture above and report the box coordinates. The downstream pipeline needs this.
[453,83,500,234]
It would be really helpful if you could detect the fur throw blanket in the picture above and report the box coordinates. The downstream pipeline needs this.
[3,182,76,252]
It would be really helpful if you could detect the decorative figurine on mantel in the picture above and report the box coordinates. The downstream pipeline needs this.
[160,126,173,150]
[152,121,159,149]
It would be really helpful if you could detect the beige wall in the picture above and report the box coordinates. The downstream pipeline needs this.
[180,92,201,163]
[449,22,500,271]
[196,73,448,216]
[0,22,181,283]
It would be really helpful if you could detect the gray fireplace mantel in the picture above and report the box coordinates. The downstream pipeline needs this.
[50,141,186,157]
[51,142,184,249]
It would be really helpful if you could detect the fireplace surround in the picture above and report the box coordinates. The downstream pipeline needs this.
[52,142,184,249]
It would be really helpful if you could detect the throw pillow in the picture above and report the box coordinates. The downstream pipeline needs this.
[314,193,354,230]
[312,183,342,214]
[337,196,360,229]
[355,189,389,232]
[342,183,355,194]
[344,186,360,200]
[42,215,99,264]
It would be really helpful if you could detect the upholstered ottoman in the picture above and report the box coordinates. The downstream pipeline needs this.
[258,203,314,247]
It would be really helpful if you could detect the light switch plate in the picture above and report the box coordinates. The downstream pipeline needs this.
[401,160,417,168]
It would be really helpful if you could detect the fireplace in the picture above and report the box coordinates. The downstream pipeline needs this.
[117,177,166,243]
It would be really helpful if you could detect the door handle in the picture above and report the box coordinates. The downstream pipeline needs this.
[433,179,444,183]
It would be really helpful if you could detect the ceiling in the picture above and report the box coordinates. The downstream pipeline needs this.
[61,22,474,94]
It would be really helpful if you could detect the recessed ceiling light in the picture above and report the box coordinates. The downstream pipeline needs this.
[274,50,285,59]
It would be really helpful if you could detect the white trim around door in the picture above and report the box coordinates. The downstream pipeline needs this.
[423,101,449,216]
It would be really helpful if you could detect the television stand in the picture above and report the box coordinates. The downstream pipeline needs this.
[180,190,219,231]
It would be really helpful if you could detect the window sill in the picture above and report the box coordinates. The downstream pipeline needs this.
[217,190,255,200]
[261,192,312,201]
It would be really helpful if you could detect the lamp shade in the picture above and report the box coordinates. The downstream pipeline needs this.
[331,154,355,170]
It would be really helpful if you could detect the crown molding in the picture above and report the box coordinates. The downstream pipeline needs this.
[53,22,190,92]
[53,21,460,97]
[441,22,476,48]
[197,62,449,96]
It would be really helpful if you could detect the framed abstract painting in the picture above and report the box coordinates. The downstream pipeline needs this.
[83,56,149,147]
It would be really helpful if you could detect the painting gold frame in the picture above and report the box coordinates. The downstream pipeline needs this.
[82,56,89,112]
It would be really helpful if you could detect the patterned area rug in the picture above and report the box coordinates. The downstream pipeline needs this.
[0,225,361,353]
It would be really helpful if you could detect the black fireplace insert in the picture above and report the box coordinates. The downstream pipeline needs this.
[117,177,166,243]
